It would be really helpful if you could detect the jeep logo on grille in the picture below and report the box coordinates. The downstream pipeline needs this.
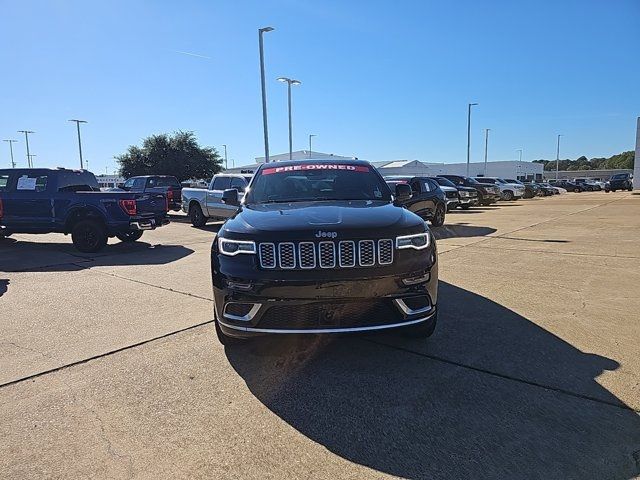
[315,230,338,239]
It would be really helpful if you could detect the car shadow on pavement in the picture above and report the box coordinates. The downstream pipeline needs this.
[432,224,497,240]
[0,240,194,272]
[0,279,8,297]
[225,282,640,479]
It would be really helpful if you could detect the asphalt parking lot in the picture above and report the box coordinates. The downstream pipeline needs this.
[1,192,639,479]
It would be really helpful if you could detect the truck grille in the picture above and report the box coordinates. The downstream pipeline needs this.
[258,239,394,270]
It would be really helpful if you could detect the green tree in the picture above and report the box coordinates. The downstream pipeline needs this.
[533,151,634,171]
[116,131,223,182]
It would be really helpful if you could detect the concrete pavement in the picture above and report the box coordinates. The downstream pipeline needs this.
[1,192,639,479]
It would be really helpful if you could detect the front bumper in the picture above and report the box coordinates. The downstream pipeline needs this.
[458,196,478,205]
[212,244,438,338]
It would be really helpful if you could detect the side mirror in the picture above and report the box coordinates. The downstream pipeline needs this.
[117,183,126,189]
[394,183,412,204]
[221,188,240,206]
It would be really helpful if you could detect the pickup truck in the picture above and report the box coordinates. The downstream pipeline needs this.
[117,175,182,211]
[182,173,252,227]
[0,168,169,252]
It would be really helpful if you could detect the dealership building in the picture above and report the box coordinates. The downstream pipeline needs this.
[226,150,544,180]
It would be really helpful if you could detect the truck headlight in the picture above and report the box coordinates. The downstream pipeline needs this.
[218,237,256,256]
[396,233,430,250]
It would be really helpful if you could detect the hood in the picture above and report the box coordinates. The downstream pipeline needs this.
[222,200,425,239]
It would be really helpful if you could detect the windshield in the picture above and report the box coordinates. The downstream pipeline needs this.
[246,163,391,204]
[495,178,508,184]
[611,174,627,180]
[432,177,456,188]
[475,178,496,184]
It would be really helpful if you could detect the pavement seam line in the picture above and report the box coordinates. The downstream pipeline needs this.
[78,265,214,302]
[0,320,214,390]
[364,338,639,413]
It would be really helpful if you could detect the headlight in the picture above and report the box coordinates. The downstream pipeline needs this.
[218,237,256,256]
[460,191,469,197]
[396,232,430,250]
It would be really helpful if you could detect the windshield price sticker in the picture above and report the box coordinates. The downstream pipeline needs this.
[262,164,370,175]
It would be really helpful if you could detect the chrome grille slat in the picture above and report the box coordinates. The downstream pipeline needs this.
[358,240,375,267]
[298,242,316,269]
[319,241,336,268]
[338,241,356,267]
[278,242,296,269]
[258,239,395,270]
[378,239,393,265]
[258,243,276,268]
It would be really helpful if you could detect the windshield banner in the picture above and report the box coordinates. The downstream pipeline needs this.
[262,164,370,175]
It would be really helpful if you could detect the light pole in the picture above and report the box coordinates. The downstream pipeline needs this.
[483,128,490,176]
[18,130,34,167]
[466,103,478,176]
[308,134,316,157]
[277,77,302,160]
[3,139,17,168]
[222,144,228,169]
[28,154,36,167]
[516,149,523,180]
[259,26,274,163]
[69,119,87,169]
[555,134,563,180]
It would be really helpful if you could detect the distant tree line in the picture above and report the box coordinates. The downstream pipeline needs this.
[116,131,223,182]
[533,151,634,171]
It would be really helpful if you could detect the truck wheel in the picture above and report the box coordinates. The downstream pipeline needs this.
[71,220,108,253]
[402,311,438,338]
[189,203,207,227]
[431,204,446,227]
[574,188,580,193]
[502,190,514,201]
[115,231,144,243]
[460,204,471,210]
[215,313,246,346]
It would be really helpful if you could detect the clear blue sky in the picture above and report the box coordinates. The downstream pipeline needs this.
[1,0,639,173]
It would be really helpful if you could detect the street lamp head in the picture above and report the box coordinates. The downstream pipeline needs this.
[277,77,289,83]
[469,102,478,106]
[69,119,87,124]
[291,79,301,86]
[259,26,274,33]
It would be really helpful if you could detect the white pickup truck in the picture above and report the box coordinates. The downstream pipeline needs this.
[181,174,252,226]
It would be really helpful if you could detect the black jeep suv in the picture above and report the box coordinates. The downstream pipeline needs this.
[211,160,438,345]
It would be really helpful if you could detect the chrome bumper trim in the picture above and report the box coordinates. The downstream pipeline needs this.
[218,308,436,334]
[223,303,261,322]
[393,298,432,315]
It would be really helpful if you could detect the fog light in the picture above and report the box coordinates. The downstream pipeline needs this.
[402,272,430,285]
[227,280,253,291]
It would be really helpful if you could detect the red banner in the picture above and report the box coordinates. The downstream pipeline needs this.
[262,164,370,175]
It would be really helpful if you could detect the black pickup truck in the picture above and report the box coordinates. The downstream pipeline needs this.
[0,168,169,252]
[118,175,183,211]
[211,159,438,345]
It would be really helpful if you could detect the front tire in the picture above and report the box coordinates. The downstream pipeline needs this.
[402,311,438,338]
[115,230,144,243]
[502,190,514,201]
[189,203,207,227]
[431,204,446,227]
[574,188,580,193]
[71,220,108,253]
